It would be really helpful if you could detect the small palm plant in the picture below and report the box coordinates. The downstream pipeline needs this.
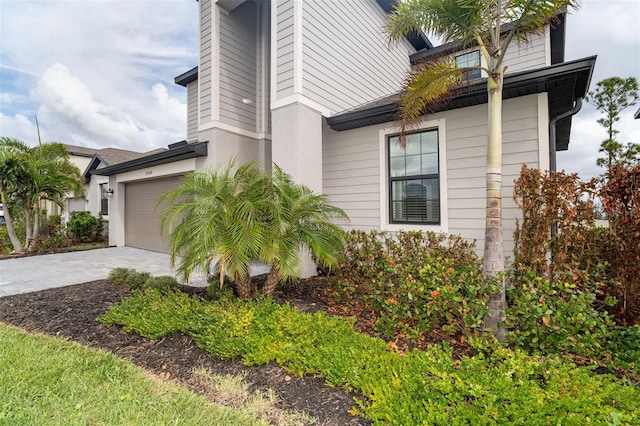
[158,161,268,298]
[159,161,348,299]
[260,165,348,296]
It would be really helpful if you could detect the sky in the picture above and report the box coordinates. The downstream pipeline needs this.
[1,0,639,179]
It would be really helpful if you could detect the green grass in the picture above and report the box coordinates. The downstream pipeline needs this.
[102,289,640,425]
[0,323,309,425]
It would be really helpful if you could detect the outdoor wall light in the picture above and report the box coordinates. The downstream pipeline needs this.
[106,189,114,197]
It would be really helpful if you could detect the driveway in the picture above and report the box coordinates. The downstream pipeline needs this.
[0,247,207,297]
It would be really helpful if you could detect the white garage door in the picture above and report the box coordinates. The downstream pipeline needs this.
[124,176,182,253]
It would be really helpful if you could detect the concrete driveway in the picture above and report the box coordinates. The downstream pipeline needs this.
[0,247,208,297]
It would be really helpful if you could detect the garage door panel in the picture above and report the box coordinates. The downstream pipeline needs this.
[125,177,182,253]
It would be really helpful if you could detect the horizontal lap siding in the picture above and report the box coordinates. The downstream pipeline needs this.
[323,94,542,261]
[302,0,413,112]
[323,123,381,232]
[276,0,294,100]
[445,95,540,257]
[200,0,212,122]
[219,3,257,132]
[503,32,548,73]
[187,81,198,142]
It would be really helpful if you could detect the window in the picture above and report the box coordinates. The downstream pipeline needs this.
[455,50,481,81]
[388,129,440,224]
[100,183,109,215]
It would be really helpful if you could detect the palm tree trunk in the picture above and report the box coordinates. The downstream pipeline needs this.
[235,274,253,299]
[262,268,281,295]
[32,204,41,247]
[483,74,506,341]
[24,201,33,250]
[0,191,23,252]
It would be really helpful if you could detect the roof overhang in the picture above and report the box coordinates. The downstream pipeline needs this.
[326,56,596,151]
[635,107,640,119]
[375,0,433,50]
[93,141,208,176]
[175,66,198,87]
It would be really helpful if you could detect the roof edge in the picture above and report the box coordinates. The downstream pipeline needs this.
[93,142,208,176]
[175,66,198,87]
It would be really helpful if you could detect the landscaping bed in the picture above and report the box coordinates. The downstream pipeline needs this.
[0,279,369,425]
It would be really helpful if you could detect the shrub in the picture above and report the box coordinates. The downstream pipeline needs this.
[127,272,151,291]
[206,274,235,300]
[107,268,136,286]
[605,325,640,374]
[66,211,103,242]
[330,230,498,340]
[142,275,179,294]
[32,234,71,253]
[505,269,615,356]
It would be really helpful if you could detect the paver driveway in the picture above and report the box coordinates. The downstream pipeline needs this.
[0,247,208,297]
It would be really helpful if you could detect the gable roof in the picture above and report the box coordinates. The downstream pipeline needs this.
[64,144,166,182]
[326,56,596,151]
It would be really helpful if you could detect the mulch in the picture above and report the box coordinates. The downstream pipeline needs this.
[0,279,371,426]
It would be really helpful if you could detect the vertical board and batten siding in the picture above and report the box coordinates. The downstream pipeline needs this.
[301,0,414,113]
[199,0,213,123]
[186,81,199,142]
[322,94,542,259]
[218,3,257,132]
[503,31,549,73]
[275,0,295,100]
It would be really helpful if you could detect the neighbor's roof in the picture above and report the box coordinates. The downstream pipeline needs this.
[93,141,208,176]
[64,144,163,167]
[326,55,597,152]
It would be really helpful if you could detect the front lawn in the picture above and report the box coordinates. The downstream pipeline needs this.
[0,323,309,425]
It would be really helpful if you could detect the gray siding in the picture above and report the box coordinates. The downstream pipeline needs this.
[256,2,271,135]
[503,31,548,73]
[200,0,212,123]
[322,94,543,260]
[275,0,295,100]
[219,2,257,132]
[301,0,414,113]
[186,80,199,142]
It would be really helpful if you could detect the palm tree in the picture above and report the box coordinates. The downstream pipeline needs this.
[0,137,30,252]
[386,0,578,339]
[158,161,269,298]
[260,165,348,295]
[23,143,84,248]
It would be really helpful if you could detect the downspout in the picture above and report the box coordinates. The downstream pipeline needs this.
[549,97,583,172]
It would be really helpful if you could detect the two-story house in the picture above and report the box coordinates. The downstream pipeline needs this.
[96,0,595,273]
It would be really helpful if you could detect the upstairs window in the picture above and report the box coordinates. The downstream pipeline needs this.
[388,129,440,225]
[455,50,481,81]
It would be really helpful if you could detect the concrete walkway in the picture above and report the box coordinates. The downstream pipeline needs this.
[0,247,208,297]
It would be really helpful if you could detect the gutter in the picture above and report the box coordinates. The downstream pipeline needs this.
[549,97,582,171]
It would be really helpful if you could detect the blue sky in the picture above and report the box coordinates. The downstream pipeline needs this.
[1,0,639,179]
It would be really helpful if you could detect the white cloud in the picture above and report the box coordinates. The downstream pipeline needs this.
[0,0,197,152]
[0,113,44,144]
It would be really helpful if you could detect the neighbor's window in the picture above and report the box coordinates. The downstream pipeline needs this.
[388,129,440,224]
[455,50,481,81]
[100,183,109,215]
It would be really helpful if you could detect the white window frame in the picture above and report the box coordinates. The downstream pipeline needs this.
[379,118,448,233]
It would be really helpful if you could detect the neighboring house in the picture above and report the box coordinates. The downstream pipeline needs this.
[47,145,164,226]
[95,0,595,273]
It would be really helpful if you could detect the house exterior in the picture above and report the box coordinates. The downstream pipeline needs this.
[50,145,164,226]
[96,0,595,273]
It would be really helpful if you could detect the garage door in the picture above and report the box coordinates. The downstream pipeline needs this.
[125,176,182,253]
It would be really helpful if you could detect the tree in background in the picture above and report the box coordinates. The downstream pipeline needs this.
[0,137,84,251]
[385,0,577,339]
[586,76,640,170]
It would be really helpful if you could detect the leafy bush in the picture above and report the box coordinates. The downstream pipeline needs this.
[330,230,498,339]
[66,211,104,243]
[102,291,640,425]
[32,234,71,253]
[605,325,640,374]
[107,268,150,290]
[107,268,136,286]
[142,275,179,294]
[505,269,615,356]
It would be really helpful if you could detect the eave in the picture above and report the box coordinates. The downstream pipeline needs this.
[326,56,596,151]
[93,142,208,176]
[175,66,198,87]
